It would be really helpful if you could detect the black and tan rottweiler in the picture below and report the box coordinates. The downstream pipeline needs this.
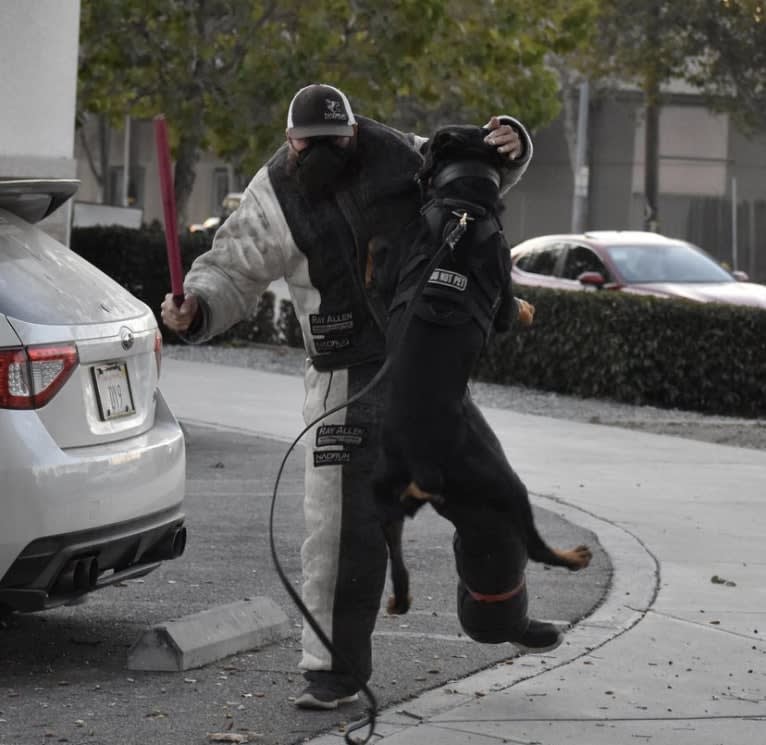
[373,124,591,650]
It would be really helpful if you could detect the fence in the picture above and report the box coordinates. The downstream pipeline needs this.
[686,197,766,282]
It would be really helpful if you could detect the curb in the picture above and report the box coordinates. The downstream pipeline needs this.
[126,597,291,672]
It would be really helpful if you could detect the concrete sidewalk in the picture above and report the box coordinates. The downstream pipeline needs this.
[162,359,766,745]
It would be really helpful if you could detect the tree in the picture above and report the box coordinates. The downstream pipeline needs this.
[79,1,599,215]
[79,0,275,222]
[683,0,766,134]
[211,0,599,175]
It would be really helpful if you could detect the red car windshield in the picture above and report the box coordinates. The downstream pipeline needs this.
[605,243,733,284]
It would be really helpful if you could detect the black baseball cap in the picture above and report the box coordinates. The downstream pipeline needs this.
[286,84,357,138]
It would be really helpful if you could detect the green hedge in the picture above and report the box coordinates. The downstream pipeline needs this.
[477,286,766,418]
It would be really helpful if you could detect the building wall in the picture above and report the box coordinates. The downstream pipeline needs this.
[0,0,81,243]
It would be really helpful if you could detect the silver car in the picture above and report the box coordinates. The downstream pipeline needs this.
[0,179,186,613]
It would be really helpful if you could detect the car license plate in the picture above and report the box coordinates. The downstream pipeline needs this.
[92,362,136,420]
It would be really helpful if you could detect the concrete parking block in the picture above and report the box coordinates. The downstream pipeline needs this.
[127,596,291,671]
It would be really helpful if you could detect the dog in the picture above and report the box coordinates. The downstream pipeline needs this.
[372,124,591,623]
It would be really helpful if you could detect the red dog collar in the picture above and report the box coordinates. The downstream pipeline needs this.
[466,576,525,603]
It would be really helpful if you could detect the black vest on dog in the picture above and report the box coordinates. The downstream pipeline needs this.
[376,125,516,504]
[388,126,515,344]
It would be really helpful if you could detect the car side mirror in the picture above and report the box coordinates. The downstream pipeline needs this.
[732,270,750,282]
[577,271,605,288]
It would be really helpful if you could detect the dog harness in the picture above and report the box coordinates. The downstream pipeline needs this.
[388,195,507,340]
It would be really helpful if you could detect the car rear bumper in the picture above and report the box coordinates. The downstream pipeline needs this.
[0,507,186,611]
[0,391,186,610]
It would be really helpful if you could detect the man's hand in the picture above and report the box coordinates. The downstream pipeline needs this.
[160,292,199,333]
[517,298,535,327]
[483,116,523,160]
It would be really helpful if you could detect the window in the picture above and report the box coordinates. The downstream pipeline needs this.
[526,244,564,275]
[515,251,535,271]
[562,245,608,280]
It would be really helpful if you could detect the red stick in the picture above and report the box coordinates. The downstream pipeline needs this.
[153,114,185,306]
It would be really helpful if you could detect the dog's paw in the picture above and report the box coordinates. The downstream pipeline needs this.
[555,545,592,570]
[386,593,412,615]
[400,482,444,516]
[517,298,535,326]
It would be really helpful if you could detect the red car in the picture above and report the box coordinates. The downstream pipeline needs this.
[510,231,766,309]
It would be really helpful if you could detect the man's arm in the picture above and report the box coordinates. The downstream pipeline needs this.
[484,115,533,193]
[161,166,291,342]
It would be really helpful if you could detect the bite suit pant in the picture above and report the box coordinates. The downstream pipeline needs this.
[300,360,388,690]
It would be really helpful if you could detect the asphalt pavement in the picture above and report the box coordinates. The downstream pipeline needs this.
[0,412,608,745]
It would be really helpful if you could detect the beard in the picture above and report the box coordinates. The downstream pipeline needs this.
[287,138,357,199]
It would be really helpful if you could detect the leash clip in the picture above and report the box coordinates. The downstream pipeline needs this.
[446,210,471,251]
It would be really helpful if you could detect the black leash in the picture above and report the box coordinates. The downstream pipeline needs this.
[268,212,470,745]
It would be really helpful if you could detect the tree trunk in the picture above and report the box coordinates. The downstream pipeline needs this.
[643,1,661,232]
[98,115,111,203]
[643,70,660,232]
[173,135,200,228]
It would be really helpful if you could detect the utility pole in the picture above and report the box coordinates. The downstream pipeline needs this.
[571,81,590,234]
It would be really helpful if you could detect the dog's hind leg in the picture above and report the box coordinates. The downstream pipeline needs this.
[400,480,444,516]
[442,506,563,652]
[382,518,411,615]
[373,449,413,614]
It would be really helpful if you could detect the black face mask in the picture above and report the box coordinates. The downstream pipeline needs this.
[295,139,354,197]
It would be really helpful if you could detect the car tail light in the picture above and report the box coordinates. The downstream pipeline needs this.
[0,344,78,409]
[154,329,163,378]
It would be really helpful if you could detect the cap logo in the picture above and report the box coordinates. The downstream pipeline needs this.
[325,99,346,120]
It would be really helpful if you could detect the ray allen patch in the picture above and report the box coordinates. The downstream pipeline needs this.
[316,424,367,447]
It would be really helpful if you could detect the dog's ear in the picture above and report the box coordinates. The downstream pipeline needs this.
[430,128,462,152]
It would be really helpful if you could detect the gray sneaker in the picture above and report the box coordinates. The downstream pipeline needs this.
[295,683,359,710]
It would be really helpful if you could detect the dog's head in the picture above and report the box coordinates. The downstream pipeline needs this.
[417,124,510,208]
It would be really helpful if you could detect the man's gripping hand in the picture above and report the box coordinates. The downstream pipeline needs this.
[483,116,524,160]
[160,293,199,333]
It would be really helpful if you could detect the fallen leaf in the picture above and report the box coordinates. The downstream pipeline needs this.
[711,575,736,586]
[207,734,247,743]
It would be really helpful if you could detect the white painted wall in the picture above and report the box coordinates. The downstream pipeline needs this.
[0,0,81,242]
